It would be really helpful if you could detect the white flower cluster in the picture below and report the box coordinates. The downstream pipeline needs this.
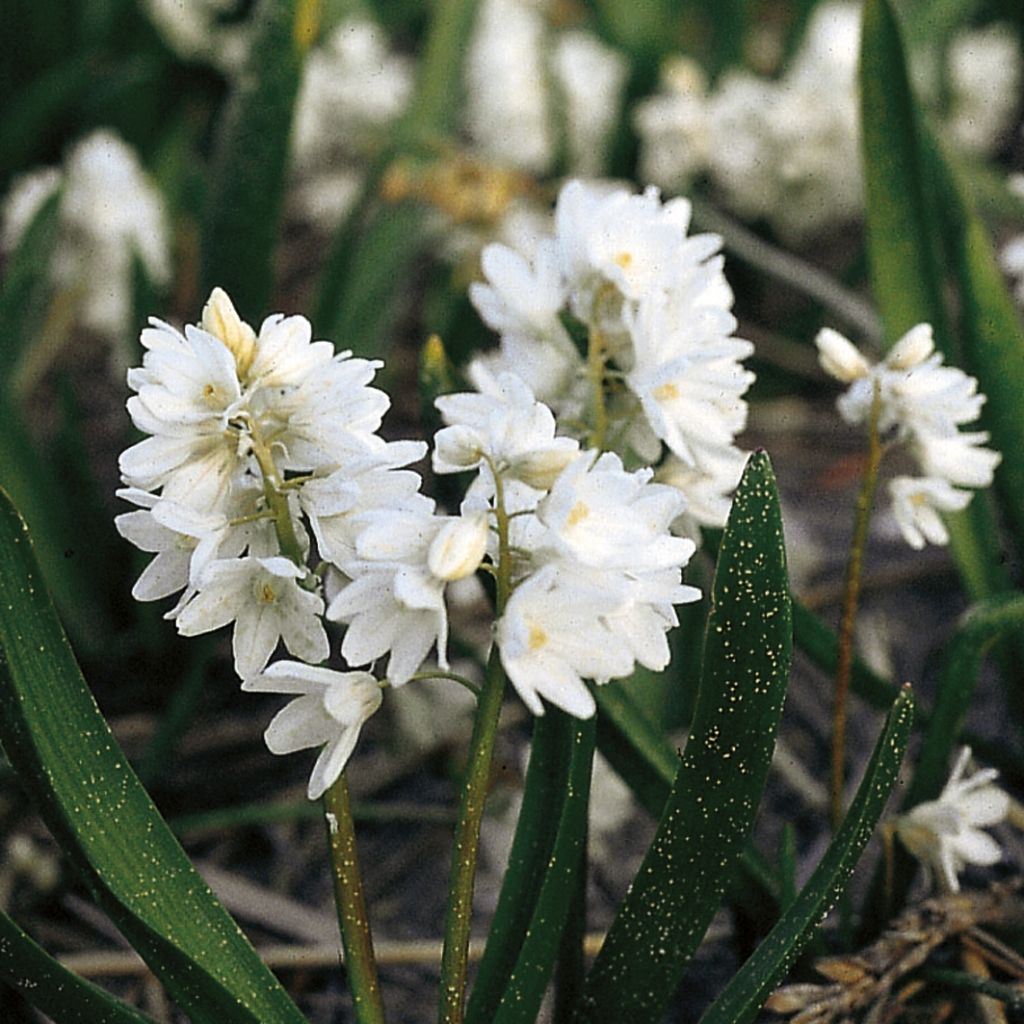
[433,373,700,718]
[116,287,411,797]
[0,129,171,351]
[464,0,627,178]
[469,179,754,541]
[290,17,415,229]
[895,747,1009,893]
[635,5,1022,241]
[815,324,1001,549]
[117,286,701,796]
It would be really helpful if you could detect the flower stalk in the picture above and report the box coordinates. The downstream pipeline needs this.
[437,468,512,1024]
[831,383,884,829]
[323,773,386,1024]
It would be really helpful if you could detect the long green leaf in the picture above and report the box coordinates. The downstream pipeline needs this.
[467,709,577,1021]
[199,0,312,320]
[944,168,1024,549]
[0,909,156,1023]
[696,686,914,1024]
[0,488,307,1024]
[487,719,596,1024]
[859,0,1009,604]
[0,188,61,380]
[573,450,792,1023]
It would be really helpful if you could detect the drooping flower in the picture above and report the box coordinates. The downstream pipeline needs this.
[815,323,1000,549]
[243,662,382,800]
[175,556,328,679]
[894,747,1010,892]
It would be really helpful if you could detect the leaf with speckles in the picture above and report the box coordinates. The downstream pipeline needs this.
[697,686,914,1024]
[0,487,308,1023]
[0,907,156,1023]
[572,450,792,1024]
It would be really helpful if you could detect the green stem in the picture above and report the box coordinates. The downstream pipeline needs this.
[438,468,511,1024]
[248,420,305,566]
[831,385,884,829]
[323,774,386,1024]
[586,325,609,452]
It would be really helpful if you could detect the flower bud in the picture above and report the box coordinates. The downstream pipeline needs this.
[202,287,257,378]
[886,322,934,370]
[428,512,489,581]
[814,327,870,383]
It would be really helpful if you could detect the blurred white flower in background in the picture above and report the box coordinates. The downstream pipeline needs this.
[895,747,1010,892]
[815,323,1001,549]
[464,0,626,178]
[0,130,171,357]
[635,4,1021,241]
[143,0,250,73]
[290,17,415,228]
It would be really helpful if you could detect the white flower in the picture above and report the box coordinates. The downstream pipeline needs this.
[945,24,1022,156]
[327,505,479,685]
[1000,233,1024,307]
[142,0,249,73]
[496,565,634,718]
[243,662,382,800]
[895,747,1010,892]
[0,167,62,252]
[551,31,628,177]
[433,372,579,490]
[176,556,328,679]
[537,450,694,573]
[656,448,747,542]
[291,17,414,227]
[464,0,552,174]
[816,323,1000,548]
[888,476,970,550]
[114,488,253,606]
[1,131,171,348]
[634,57,711,192]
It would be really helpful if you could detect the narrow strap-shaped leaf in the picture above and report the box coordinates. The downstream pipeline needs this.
[489,718,596,1024]
[0,488,307,1024]
[907,594,1024,808]
[860,0,1010,605]
[199,0,313,320]
[0,188,61,380]
[696,686,915,1024]
[467,709,578,1022]
[573,450,792,1023]
[0,908,156,1023]
[931,145,1024,549]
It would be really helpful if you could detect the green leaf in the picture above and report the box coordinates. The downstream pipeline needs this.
[696,686,914,1024]
[945,170,1024,549]
[475,718,596,1024]
[0,392,104,648]
[573,451,792,1023]
[0,188,61,381]
[859,0,1010,605]
[0,488,307,1024]
[199,0,312,320]
[0,909,156,1023]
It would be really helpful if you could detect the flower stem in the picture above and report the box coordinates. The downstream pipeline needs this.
[586,325,608,452]
[437,468,512,1024]
[324,773,386,1024]
[831,385,884,829]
